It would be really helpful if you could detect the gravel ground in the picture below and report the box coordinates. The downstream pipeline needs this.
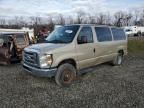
[0,55,144,108]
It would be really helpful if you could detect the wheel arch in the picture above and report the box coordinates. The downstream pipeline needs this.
[58,58,77,69]
[118,49,124,55]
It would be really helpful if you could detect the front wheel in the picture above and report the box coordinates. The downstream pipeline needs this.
[55,63,76,87]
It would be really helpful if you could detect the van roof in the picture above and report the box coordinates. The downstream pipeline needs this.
[64,24,120,28]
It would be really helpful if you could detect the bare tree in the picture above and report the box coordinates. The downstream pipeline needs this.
[125,13,132,26]
[7,19,13,26]
[131,9,140,25]
[18,16,27,27]
[139,8,144,26]
[14,16,19,26]
[0,18,6,26]
[96,13,106,25]
[75,15,82,24]
[114,11,125,27]
[30,16,40,35]
[30,16,42,26]
[47,16,54,32]
[88,14,96,24]
[58,14,65,25]
[104,13,113,25]
[67,16,74,24]
[75,10,86,24]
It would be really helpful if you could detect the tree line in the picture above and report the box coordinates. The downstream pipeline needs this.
[0,8,144,34]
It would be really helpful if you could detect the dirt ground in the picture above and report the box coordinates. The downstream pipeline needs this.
[0,55,144,108]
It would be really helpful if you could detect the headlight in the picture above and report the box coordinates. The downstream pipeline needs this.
[40,54,53,68]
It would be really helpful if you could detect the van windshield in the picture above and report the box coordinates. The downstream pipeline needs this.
[45,25,80,43]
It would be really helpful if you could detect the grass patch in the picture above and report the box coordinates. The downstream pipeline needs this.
[128,39,144,55]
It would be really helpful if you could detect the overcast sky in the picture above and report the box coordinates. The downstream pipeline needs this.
[0,0,144,17]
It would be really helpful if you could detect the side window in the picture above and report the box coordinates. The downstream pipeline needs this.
[77,27,93,44]
[95,27,112,42]
[111,28,126,40]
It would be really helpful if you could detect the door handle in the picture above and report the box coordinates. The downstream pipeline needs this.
[93,48,96,53]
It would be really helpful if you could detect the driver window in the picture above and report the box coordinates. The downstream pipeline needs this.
[77,27,93,44]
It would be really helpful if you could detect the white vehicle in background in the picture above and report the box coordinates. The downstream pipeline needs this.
[138,27,144,36]
[124,27,134,37]
[124,26,144,37]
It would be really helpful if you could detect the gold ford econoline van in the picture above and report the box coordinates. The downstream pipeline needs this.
[23,24,127,86]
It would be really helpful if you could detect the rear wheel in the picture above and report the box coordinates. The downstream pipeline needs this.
[138,32,141,37]
[112,53,123,66]
[55,63,76,87]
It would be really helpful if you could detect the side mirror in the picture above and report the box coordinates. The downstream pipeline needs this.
[78,36,88,44]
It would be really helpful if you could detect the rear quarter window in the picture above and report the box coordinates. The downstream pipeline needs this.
[111,28,126,40]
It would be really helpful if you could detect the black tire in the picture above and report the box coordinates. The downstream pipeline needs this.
[55,63,76,87]
[138,32,141,37]
[112,53,123,66]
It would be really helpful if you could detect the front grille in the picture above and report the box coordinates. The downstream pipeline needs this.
[23,51,39,67]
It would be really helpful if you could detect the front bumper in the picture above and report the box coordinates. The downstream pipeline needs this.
[23,63,57,77]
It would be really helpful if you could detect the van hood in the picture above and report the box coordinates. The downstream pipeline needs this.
[25,43,66,52]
